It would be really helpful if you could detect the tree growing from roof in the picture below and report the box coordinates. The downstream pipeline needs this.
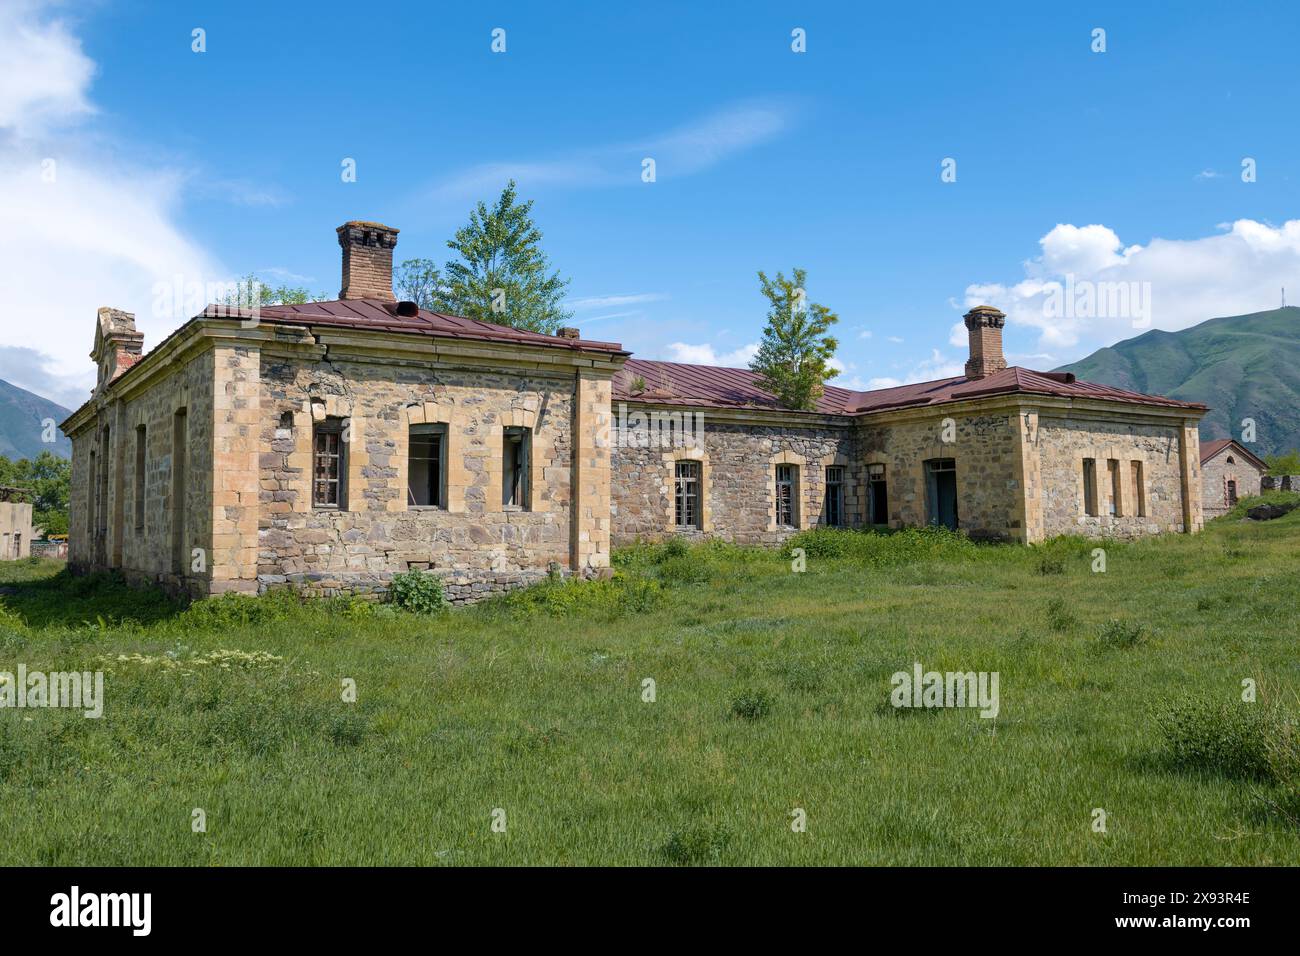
[222,274,329,308]
[748,268,839,411]
[438,181,572,334]
[395,259,443,311]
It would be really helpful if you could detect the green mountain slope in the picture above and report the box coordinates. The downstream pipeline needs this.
[0,379,72,460]
[1056,307,1300,456]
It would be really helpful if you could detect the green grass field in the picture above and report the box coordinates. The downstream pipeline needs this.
[1,499,1298,866]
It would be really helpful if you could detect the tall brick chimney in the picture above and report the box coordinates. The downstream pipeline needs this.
[90,307,144,394]
[337,221,399,301]
[963,305,1007,380]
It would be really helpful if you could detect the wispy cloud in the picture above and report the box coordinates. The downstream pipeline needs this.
[568,292,668,310]
[422,100,796,203]
[193,176,290,208]
[0,1,226,394]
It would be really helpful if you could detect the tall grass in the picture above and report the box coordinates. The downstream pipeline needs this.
[0,517,1297,866]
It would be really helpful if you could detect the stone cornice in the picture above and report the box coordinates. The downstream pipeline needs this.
[62,317,628,436]
[617,399,853,430]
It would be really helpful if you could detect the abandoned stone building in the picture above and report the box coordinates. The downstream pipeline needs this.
[1199,438,1266,517]
[62,219,1208,601]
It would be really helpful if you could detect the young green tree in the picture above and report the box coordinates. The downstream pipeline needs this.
[748,268,839,411]
[395,259,443,310]
[439,181,572,334]
[1265,449,1300,476]
[222,275,329,308]
[0,452,70,536]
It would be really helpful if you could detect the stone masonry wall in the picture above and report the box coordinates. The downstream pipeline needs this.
[1036,414,1188,538]
[69,346,216,596]
[257,354,580,603]
[1203,453,1264,517]
[611,411,857,545]
[857,410,1022,541]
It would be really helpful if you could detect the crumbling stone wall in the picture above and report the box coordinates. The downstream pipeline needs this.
[1035,414,1189,538]
[256,354,580,602]
[856,409,1022,541]
[611,412,857,545]
[1262,474,1300,492]
[69,346,216,596]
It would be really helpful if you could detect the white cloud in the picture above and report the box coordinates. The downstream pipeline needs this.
[0,2,95,138]
[663,341,759,367]
[887,335,904,344]
[858,329,872,339]
[966,219,1300,360]
[0,2,227,406]
[568,293,667,310]
[423,100,794,202]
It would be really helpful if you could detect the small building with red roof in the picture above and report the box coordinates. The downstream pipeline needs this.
[1199,438,1267,517]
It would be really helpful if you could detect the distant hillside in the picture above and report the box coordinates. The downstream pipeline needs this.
[1056,307,1300,457]
[0,378,71,459]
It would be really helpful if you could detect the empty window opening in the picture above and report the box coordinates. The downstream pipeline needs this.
[1227,479,1238,505]
[313,418,346,509]
[775,464,799,528]
[503,426,531,509]
[674,460,701,529]
[867,463,889,525]
[408,424,446,508]
[924,458,958,530]
[1108,459,1122,516]
[824,466,845,527]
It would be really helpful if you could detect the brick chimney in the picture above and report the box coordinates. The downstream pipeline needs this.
[337,221,399,301]
[963,305,1007,380]
[90,307,144,394]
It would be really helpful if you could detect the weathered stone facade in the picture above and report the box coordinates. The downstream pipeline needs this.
[611,408,856,545]
[611,398,1204,545]
[256,351,578,600]
[61,225,1210,603]
[68,336,216,596]
[64,312,620,603]
[1034,412,1195,538]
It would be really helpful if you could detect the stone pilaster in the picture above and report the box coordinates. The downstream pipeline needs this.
[1012,406,1044,543]
[211,345,261,593]
[570,370,612,572]
[1178,419,1204,534]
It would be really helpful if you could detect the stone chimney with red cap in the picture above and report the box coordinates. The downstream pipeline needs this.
[337,220,399,301]
[963,305,1007,380]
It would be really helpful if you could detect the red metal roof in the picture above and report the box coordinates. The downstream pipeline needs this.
[1200,438,1268,469]
[613,359,857,414]
[613,359,1206,417]
[201,298,627,355]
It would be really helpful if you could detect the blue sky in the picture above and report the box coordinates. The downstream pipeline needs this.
[3,0,1300,407]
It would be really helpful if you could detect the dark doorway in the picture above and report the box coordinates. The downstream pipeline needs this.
[925,458,958,530]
